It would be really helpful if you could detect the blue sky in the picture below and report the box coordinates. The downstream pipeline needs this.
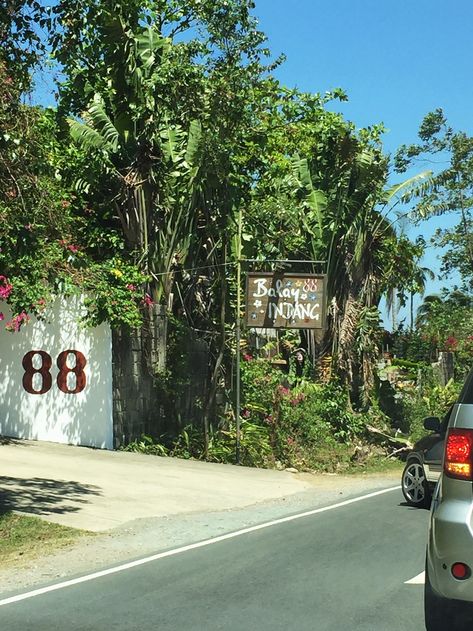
[253,0,473,326]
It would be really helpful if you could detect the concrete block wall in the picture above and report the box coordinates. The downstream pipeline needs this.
[112,305,167,447]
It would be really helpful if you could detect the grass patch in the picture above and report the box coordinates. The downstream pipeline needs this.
[0,511,92,567]
[346,456,404,475]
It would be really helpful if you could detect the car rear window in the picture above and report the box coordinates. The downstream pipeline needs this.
[458,369,473,404]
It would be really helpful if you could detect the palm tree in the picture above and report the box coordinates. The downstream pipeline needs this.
[409,265,435,331]
[292,140,433,399]
[415,294,443,329]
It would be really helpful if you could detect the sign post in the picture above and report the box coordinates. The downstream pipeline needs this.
[235,268,327,464]
[235,209,243,464]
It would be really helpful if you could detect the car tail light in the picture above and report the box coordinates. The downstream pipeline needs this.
[452,562,471,580]
[444,428,473,480]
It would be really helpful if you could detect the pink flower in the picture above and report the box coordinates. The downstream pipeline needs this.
[278,385,290,396]
[0,276,13,299]
[445,336,458,351]
[126,284,137,292]
[290,393,305,406]
[5,311,30,332]
[142,293,154,306]
[0,312,3,321]
[67,244,80,254]
[243,353,253,361]
[241,409,250,418]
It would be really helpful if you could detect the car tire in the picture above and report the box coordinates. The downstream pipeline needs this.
[425,564,473,630]
[425,565,452,631]
[401,458,430,508]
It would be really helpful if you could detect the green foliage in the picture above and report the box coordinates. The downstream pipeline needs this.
[389,357,423,380]
[240,357,283,414]
[81,259,149,328]
[206,421,273,468]
[121,422,273,468]
[389,328,435,364]
[395,110,473,292]
[153,316,206,430]
[123,434,169,456]
[423,379,462,416]
[391,358,422,370]
[240,359,367,470]
[400,396,432,443]
[5,0,467,464]
[122,358,372,472]
[396,378,462,443]
[413,290,473,378]
[286,382,364,441]
[0,0,45,92]
[0,511,89,566]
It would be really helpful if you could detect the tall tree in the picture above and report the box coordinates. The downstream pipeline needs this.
[50,0,281,440]
[244,91,431,403]
[395,108,473,292]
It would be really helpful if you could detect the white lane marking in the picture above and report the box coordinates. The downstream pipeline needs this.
[405,571,425,584]
[0,485,400,607]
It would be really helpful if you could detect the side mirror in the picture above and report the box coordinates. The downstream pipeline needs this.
[424,416,441,432]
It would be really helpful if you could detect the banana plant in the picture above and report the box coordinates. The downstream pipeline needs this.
[290,141,435,396]
[67,17,203,307]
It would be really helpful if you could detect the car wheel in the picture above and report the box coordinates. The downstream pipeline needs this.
[401,458,430,507]
[425,564,473,630]
[425,565,452,631]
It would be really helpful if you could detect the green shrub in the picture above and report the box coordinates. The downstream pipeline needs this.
[240,357,283,418]
[400,379,462,442]
[271,381,365,470]
[122,435,169,456]
[122,362,381,473]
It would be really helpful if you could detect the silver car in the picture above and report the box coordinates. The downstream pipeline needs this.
[425,369,473,630]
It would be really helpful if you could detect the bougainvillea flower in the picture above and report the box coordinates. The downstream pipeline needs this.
[5,312,30,332]
[0,276,13,299]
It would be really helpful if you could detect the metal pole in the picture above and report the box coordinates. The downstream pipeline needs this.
[235,314,241,465]
[235,208,243,465]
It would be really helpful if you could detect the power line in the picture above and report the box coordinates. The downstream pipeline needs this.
[150,258,327,278]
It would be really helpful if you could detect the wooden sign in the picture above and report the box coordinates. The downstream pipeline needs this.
[245,272,326,329]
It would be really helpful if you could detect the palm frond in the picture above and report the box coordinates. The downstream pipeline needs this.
[384,170,434,204]
[88,96,120,151]
[136,28,169,69]
[292,155,327,239]
[69,119,110,151]
[185,120,202,168]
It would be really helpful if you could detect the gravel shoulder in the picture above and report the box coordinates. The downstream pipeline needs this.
[0,469,402,597]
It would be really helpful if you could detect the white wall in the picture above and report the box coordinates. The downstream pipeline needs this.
[0,296,113,449]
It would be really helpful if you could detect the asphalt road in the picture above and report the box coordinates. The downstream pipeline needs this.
[0,488,430,631]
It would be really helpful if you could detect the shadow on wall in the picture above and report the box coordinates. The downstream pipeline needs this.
[0,297,113,449]
[0,475,102,517]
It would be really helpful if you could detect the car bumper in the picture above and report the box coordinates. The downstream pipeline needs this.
[428,477,473,602]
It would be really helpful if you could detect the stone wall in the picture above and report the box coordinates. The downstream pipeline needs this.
[432,351,455,387]
[112,305,167,447]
